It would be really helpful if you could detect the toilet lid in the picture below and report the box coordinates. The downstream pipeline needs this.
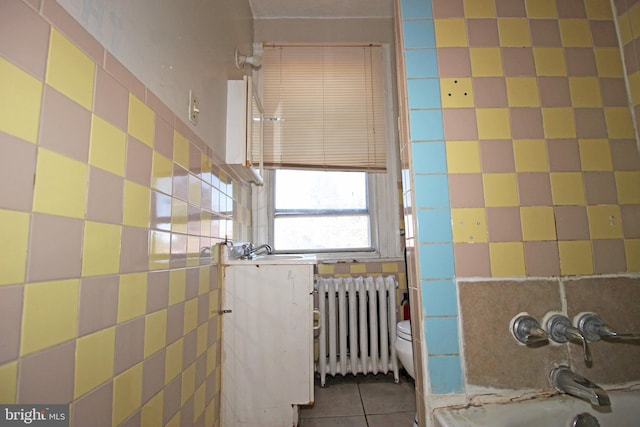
[396,320,412,340]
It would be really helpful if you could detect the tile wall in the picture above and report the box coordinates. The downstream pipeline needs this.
[0,1,252,426]
[397,0,640,423]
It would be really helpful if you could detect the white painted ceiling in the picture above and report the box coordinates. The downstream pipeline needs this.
[248,0,394,18]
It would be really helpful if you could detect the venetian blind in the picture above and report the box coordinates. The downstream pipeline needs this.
[254,44,387,171]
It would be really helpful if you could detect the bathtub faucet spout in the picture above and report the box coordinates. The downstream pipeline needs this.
[550,366,610,407]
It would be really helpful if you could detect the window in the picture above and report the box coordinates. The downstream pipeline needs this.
[273,169,371,252]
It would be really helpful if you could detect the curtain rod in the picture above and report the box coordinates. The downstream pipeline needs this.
[261,42,382,48]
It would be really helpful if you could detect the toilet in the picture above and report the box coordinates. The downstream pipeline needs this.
[395,320,418,427]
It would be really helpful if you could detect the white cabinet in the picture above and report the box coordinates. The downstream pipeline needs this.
[221,263,315,426]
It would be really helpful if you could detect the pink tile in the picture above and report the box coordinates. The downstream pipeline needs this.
[27,213,83,282]
[0,0,50,79]
[39,85,91,162]
[78,275,119,336]
[510,108,544,139]
[613,0,628,14]
[190,144,202,175]
[166,302,185,345]
[495,0,527,17]
[448,173,485,207]
[154,117,174,159]
[621,205,640,238]
[207,316,219,347]
[173,164,189,202]
[18,340,75,403]
[486,207,522,242]
[142,349,165,403]
[187,204,201,236]
[624,42,639,75]
[502,47,536,76]
[126,135,152,186]
[180,398,195,427]
[443,108,478,140]
[467,19,500,47]
[565,48,598,76]
[94,67,129,131]
[163,376,182,425]
[150,191,172,232]
[557,0,587,17]
[170,233,187,268]
[524,241,560,276]
[554,206,590,240]
[200,182,213,216]
[600,78,629,106]
[183,329,197,369]
[104,52,145,100]
[185,267,199,300]
[539,77,572,107]
[0,132,37,211]
[86,167,124,224]
[146,88,174,125]
[120,226,150,273]
[547,139,582,171]
[454,242,491,276]
[119,411,141,427]
[479,139,515,172]
[591,21,619,47]
[195,354,207,388]
[147,270,169,313]
[41,0,104,64]
[114,317,145,375]
[584,172,618,205]
[610,139,640,170]
[530,20,561,46]
[433,0,464,17]
[593,239,627,274]
[72,381,113,427]
[473,77,508,107]
[437,48,472,77]
[175,118,198,149]
[0,285,23,364]
[197,294,209,326]
[574,108,607,138]
[517,172,553,206]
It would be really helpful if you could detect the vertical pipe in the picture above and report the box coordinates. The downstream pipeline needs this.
[348,277,358,374]
[318,278,327,386]
[368,276,379,374]
[338,278,348,376]
[378,277,389,374]
[328,278,337,377]
[387,276,400,382]
[358,276,368,374]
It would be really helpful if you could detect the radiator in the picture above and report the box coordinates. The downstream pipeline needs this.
[315,276,399,386]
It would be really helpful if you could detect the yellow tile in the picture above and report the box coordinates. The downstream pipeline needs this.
[558,240,594,275]
[470,48,503,76]
[166,413,180,427]
[489,242,526,277]
[619,12,633,45]
[0,57,43,143]
[521,206,556,241]
[165,338,183,384]
[112,362,143,427]
[615,171,640,204]
[445,140,481,173]
[483,173,519,207]
[21,279,79,356]
[595,48,623,77]
[569,77,602,107]
[0,209,29,286]
[476,108,511,139]
[605,107,635,138]
[128,94,155,147]
[209,290,219,320]
[526,0,557,17]
[188,174,201,207]
[440,78,474,108]
[174,131,190,169]
[149,230,171,270]
[550,172,585,205]
[181,362,196,405]
[533,48,567,76]
[542,108,576,139]
[513,139,549,172]
[451,208,488,243]
[506,78,539,107]
[587,205,623,239]
[585,0,613,19]
[434,19,468,47]
[144,309,167,358]
[118,272,148,323]
[628,71,640,106]
[199,266,210,295]
[193,382,206,423]
[498,18,531,47]
[206,344,217,376]
[89,114,127,176]
[141,390,164,427]
[578,139,612,171]
[123,180,151,227]
[74,327,116,398]
[184,297,198,335]
[625,239,640,272]
[196,322,208,357]
[463,0,495,17]
[0,361,18,403]
[317,264,334,275]
[169,269,186,306]
[559,19,593,47]
[350,263,367,274]
[205,400,215,427]
[172,198,188,234]
[630,3,640,38]
[151,152,173,195]
[82,221,122,277]
[382,262,400,273]
[46,28,95,110]
[33,148,88,219]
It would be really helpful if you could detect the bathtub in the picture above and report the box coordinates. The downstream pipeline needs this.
[434,390,640,427]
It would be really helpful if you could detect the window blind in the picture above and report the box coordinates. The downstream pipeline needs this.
[254,44,387,171]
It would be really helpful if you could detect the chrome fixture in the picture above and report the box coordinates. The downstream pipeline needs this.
[550,366,610,407]
[512,315,549,345]
[240,243,273,259]
[572,413,600,427]
[576,312,640,342]
[546,314,592,364]
[234,43,263,70]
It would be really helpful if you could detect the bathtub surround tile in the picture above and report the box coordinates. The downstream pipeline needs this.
[453,242,491,276]
[0,132,37,211]
[424,317,460,355]
[120,226,150,273]
[428,355,463,394]
[94,68,129,132]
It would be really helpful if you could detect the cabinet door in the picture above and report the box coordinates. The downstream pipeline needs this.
[222,264,313,426]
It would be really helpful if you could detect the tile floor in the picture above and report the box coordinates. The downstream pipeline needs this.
[299,372,416,427]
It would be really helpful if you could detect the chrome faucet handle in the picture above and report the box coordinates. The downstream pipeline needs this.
[577,312,640,342]
[512,315,549,345]
[547,314,592,365]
